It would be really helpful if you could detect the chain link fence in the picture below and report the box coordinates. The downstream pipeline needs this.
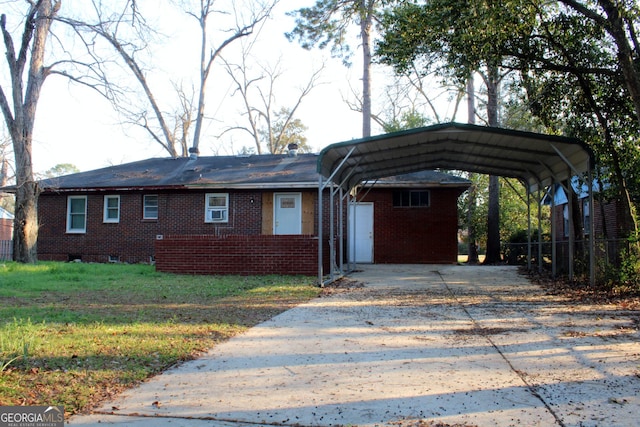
[0,240,12,261]
[503,238,630,281]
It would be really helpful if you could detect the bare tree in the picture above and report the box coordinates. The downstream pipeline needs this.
[221,52,324,154]
[0,0,61,262]
[62,0,278,158]
[347,63,466,131]
[0,142,12,211]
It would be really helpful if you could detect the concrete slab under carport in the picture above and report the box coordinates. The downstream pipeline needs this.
[69,264,640,427]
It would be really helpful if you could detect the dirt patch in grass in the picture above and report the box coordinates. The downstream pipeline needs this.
[320,277,365,296]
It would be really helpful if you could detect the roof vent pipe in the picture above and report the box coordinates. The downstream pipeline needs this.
[188,147,199,160]
[287,143,299,157]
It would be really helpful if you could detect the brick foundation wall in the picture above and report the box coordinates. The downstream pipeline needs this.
[155,234,323,276]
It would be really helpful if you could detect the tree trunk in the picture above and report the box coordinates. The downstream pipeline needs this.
[484,65,501,264]
[12,147,39,262]
[466,181,479,264]
[597,0,640,125]
[466,76,479,264]
[0,0,57,262]
[485,175,501,263]
[360,1,373,138]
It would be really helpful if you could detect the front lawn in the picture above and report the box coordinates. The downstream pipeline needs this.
[0,262,320,415]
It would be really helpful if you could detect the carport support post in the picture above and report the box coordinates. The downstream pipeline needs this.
[346,192,353,273]
[538,187,543,273]
[552,183,557,278]
[339,186,344,274]
[318,176,323,285]
[567,174,575,281]
[588,167,595,286]
[527,187,532,271]
[329,180,335,282]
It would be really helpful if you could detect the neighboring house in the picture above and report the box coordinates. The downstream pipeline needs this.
[543,178,624,273]
[32,151,470,275]
[544,178,621,241]
[0,206,13,261]
[0,206,13,240]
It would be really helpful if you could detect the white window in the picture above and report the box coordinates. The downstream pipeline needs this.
[205,193,229,223]
[143,195,158,220]
[563,205,569,237]
[67,196,87,233]
[103,195,120,223]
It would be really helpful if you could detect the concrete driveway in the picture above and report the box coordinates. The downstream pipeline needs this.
[69,264,640,427]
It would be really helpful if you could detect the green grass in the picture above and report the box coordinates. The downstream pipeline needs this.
[0,262,321,415]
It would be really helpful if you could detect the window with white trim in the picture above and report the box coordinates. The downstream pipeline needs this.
[143,195,158,220]
[205,193,229,223]
[67,196,87,233]
[103,195,120,223]
[563,205,569,237]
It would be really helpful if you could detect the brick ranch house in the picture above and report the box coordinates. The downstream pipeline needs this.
[33,151,470,276]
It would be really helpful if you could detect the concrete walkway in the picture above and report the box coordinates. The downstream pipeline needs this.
[69,265,640,427]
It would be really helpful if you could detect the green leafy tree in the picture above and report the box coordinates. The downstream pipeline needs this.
[512,1,640,237]
[458,173,489,257]
[378,0,640,254]
[40,163,80,179]
[377,0,521,263]
[382,110,428,133]
[260,110,312,154]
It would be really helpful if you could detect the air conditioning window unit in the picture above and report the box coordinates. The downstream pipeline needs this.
[210,209,226,221]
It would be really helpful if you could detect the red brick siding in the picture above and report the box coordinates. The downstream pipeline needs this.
[37,190,266,263]
[551,198,620,241]
[0,218,12,240]
[359,188,462,264]
[155,234,323,275]
[37,185,461,268]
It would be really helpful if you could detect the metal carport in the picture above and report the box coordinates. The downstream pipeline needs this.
[316,122,596,285]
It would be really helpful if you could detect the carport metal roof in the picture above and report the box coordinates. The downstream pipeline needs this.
[317,122,594,192]
[315,122,596,286]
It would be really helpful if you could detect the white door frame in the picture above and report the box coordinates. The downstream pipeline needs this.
[273,192,302,235]
[348,202,374,263]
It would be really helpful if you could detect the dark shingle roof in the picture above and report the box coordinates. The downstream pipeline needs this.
[39,154,322,192]
[374,170,471,188]
[35,153,470,193]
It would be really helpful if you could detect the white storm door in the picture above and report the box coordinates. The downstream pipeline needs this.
[274,193,302,235]
[349,202,374,263]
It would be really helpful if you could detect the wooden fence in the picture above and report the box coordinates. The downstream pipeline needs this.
[0,240,12,261]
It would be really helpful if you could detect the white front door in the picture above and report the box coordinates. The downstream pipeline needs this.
[349,202,374,263]
[274,193,302,235]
